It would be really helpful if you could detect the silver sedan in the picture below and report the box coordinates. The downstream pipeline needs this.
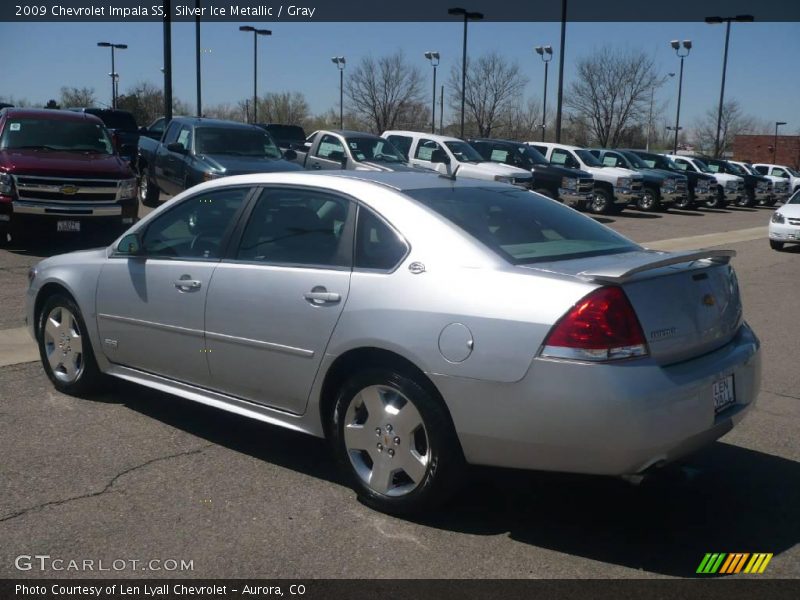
[26,172,761,514]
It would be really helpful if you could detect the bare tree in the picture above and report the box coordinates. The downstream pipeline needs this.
[346,51,425,134]
[116,81,189,126]
[494,97,542,141]
[565,46,661,148]
[692,99,756,157]
[202,102,246,122]
[448,52,528,138]
[256,92,310,126]
[59,86,96,108]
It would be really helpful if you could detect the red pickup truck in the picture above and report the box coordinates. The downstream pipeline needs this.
[0,108,138,245]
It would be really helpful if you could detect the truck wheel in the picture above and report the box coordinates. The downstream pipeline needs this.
[737,189,756,207]
[590,188,614,214]
[704,188,724,209]
[770,240,784,251]
[674,191,693,210]
[139,166,160,208]
[0,227,8,247]
[638,187,660,212]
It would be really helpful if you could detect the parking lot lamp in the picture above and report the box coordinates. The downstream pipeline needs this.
[97,42,127,109]
[448,7,484,138]
[670,40,691,155]
[331,57,346,129]
[239,26,272,123]
[534,45,553,142]
[424,52,440,134]
[774,121,787,164]
[705,15,754,157]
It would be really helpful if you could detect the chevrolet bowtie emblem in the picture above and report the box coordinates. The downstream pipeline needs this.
[703,294,716,306]
[60,184,79,195]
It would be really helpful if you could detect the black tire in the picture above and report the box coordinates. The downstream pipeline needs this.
[738,189,756,207]
[37,294,104,397]
[674,191,694,210]
[331,367,465,515]
[0,227,8,247]
[590,187,614,214]
[139,165,160,208]
[638,187,661,212]
[533,187,555,200]
[704,187,725,209]
[770,240,784,251]
[764,196,778,207]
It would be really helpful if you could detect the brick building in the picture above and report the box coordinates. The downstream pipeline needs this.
[733,135,800,168]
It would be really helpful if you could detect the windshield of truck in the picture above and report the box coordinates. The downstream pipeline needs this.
[787,167,800,177]
[633,152,670,169]
[691,158,713,173]
[574,149,603,167]
[445,141,484,163]
[725,162,748,176]
[619,151,648,169]
[195,127,282,158]
[0,118,113,154]
[90,110,138,132]
[346,137,406,163]
[406,186,637,264]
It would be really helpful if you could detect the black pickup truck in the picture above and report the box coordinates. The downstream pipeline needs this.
[468,138,593,209]
[136,117,302,206]
[69,108,139,164]
[625,150,717,209]
[696,156,773,208]
[256,123,307,151]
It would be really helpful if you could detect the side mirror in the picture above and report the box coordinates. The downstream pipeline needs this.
[139,126,149,134]
[283,149,297,161]
[340,153,349,169]
[166,142,186,154]
[430,149,451,165]
[116,233,142,256]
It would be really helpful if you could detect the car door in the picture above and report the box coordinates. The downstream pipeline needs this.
[203,186,355,414]
[95,186,252,387]
[155,121,183,195]
[307,134,347,170]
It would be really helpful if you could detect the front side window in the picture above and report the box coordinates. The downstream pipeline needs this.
[316,134,346,161]
[551,149,577,168]
[355,207,408,271]
[773,168,788,177]
[414,139,443,161]
[140,188,249,259]
[236,189,352,268]
[673,158,692,172]
[162,121,181,145]
[407,186,637,264]
[444,141,484,163]
[346,137,405,163]
[0,118,112,154]
[175,126,191,151]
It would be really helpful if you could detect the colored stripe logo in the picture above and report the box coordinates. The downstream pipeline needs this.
[697,553,773,574]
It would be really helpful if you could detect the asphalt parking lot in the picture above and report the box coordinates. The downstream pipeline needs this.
[1,201,798,579]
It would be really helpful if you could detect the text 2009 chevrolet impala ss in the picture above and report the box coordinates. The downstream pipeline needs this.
[26,172,761,514]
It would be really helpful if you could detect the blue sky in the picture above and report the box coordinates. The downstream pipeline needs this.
[2,20,798,132]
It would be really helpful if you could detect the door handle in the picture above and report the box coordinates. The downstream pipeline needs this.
[304,290,340,304]
[174,277,202,291]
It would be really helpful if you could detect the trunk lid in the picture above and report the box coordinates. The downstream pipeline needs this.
[526,249,743,364]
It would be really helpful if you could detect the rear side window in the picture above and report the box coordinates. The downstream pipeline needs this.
[406,186,637,264]
[386,135,412,159]
[355,208,408,271]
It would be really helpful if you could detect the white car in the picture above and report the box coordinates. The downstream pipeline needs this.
[666,155,744,209]
[769,190,800,250]
[382,131,533,187]
[729,160,789,205]
[752,163,800,195]
[528,142,643,214]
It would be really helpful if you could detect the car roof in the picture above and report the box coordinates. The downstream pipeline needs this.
[468,137,526,147]
[69,107,134,115]
[1,108,104,124]
[533,142,582,151]
[171,116,263,130]
[383,130,465,144]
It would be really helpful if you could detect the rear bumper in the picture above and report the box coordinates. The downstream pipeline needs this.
[434,322,760,475]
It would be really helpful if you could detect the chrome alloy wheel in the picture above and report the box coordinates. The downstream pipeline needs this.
[343,385,430,497]
[138,174,149,202]
[43,306,84,383]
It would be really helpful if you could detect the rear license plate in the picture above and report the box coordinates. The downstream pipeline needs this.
[713,374,735,414]
[57,220,80,232]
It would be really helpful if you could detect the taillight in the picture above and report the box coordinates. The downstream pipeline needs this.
[540,286,648,362]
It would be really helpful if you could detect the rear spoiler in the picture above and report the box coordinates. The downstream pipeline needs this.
[576,249,736,283]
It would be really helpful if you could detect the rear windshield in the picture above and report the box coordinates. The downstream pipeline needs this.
[263,124,306,144]
[89,111,138,132]
[405,186,637,264]
[0,118,113,154]
[195,127,282,158]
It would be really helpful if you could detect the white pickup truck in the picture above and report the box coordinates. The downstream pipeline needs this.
[752,163,800,195]
[528,142,643,214]
[666,155,743,209]
[382,131,533,187]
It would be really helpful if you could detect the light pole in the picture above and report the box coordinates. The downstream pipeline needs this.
[424,51,440,134]
[448,7,484,138]
[97,42,127,109]
[670,40,691,155]
[774,121,787,164]
[705,14,754,157]
[555,0,568,142]
[646,73,674,151]
[331,56,346,129]
[666,125,683,151]
[239,26,271,123]
[534,45,553,142]
[195,0,201,117]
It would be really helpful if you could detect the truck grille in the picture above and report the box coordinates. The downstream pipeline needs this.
[577,178,593,194]
[775,181,789,193]
[630,180,643,192]
[736,181,745,195]
[12,175,119,202]
[676,180,687,193]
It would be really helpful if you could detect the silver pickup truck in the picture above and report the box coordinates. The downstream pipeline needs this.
[296,130,422,172]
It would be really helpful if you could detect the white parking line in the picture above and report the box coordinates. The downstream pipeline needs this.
[0,327,38,368]
[644,226,767,252]
[0,226,770,369]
